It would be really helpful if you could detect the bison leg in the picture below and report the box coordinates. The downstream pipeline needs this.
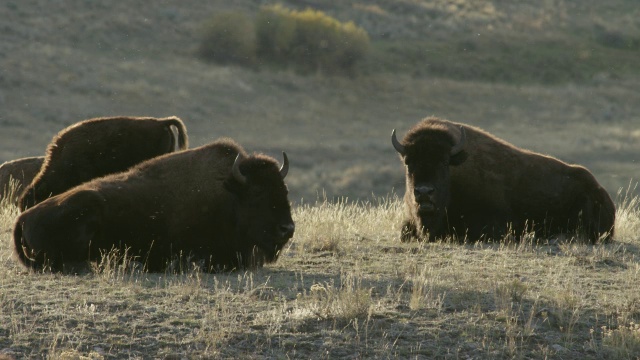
[400,220,418,242]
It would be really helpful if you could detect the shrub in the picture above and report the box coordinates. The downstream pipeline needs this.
[255,5,296,64]
[593,23,640,50]
[199,11,256,65]
[256,5,370,75]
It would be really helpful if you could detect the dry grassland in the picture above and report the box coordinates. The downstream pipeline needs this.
[1,187,640,359]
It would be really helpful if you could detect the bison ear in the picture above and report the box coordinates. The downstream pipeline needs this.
[224,173,248,195]
[449,150,468,166]
[224,154,249,195]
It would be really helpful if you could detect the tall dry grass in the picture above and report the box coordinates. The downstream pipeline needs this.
[0,189,639,358]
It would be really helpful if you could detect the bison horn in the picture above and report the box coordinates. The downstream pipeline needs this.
[391,129,406,155]
[450,126,466,155]
[232,153,247,185]
[280,152,289,179]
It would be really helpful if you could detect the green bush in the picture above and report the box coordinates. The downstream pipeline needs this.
[593,23,640,50]
[256,5,370,75]
[199,11,256,65]
[255,5,296,64]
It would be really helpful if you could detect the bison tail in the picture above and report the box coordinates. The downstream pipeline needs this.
[163,116,189,150]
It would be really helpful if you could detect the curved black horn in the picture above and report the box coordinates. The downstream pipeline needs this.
[231,153,247,185]
[450,126,466,155]
[280,152,289,179]
[391,129,405,155]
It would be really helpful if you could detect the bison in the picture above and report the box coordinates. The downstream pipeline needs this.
[14,138,295,272]
[19,116,188,211]
[0,156,44,206]
[392,117,615,243]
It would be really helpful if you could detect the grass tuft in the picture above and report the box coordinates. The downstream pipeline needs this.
[408,264,446,311]
[615,182,640,242]
[602,322,640,359]
[303,270,373,324]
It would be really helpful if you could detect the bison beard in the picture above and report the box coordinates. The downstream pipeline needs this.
[392,117,615,243]
[13,138,295,273]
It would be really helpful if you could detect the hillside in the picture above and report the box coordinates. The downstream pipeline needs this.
[1,0,638,201]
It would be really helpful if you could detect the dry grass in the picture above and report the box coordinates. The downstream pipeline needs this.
[1,191,639,358]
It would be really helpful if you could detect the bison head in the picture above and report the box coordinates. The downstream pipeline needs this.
[225,152,295,268]
[14,190,105,271]
[392,125,467,239]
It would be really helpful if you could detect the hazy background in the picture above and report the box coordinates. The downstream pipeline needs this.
[1,0,638,202]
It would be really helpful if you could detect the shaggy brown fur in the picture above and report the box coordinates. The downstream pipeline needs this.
[0,156,44,206]
[14,138,295,273]
[19,116,188,210]
[393,117,615,243]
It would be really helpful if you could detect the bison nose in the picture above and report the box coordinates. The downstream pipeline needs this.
[279,223,295,239]
[414,185,435,200]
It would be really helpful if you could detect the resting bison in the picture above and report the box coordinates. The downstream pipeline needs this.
[0,156,44,206]
[14,138,295,272]
[392,117,615,243]
[19,116,188,211]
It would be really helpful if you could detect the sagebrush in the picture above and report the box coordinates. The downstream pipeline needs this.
[256,5,370,74]
[199,5,370,75]
[199,11,257,65]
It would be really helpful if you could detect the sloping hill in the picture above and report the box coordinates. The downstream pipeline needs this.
[1,0,638,201]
